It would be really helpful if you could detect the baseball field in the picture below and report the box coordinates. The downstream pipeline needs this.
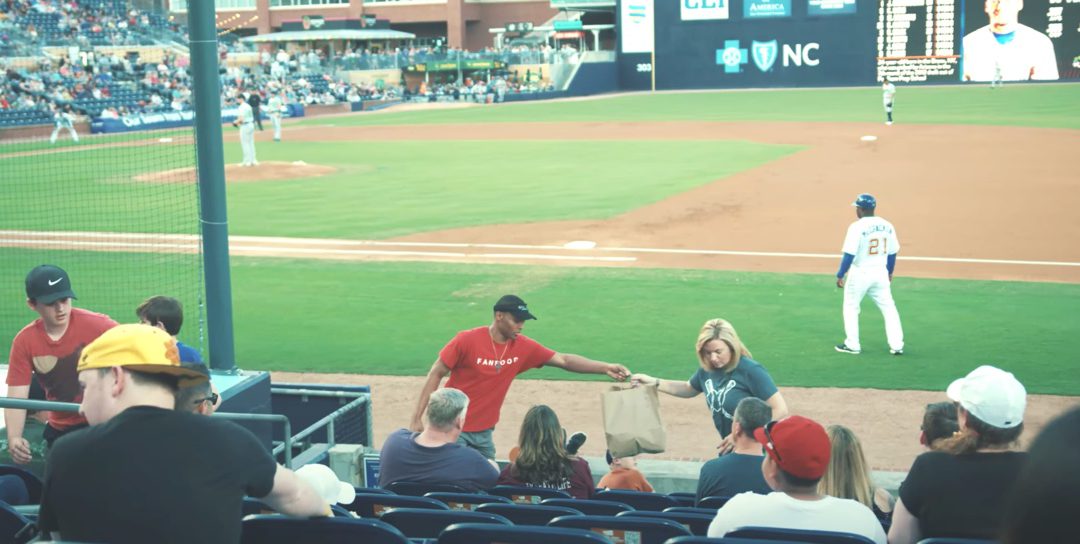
[2,83,1078,469]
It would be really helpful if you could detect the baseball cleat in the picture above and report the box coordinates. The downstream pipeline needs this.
[890,349,904,355]
[834,344,861,355]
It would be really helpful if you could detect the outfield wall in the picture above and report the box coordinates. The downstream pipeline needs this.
[618,0,1080,90]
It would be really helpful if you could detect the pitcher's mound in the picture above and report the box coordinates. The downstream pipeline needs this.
[134,161,337,184]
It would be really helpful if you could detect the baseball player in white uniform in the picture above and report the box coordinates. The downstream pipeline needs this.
[50,106,79,144]
[962,0,1058,82]
[882,78,896,126]
[233,97,258,167]
[835,194,904,356]
[267,92,284,142]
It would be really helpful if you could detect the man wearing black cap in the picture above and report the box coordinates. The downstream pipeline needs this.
[410,294,630,459]
[5,265,117,464]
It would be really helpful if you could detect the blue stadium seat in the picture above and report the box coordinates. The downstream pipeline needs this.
[665,506,721,516]
[664,538,805,544]
[378,507,511,539]
[354,486,394,495]
[915,540,998,544]
[424,492,511,510]
[727,526,877,543]
[543,497,634,516]
[438,522,610,544]
[488,484,571,504]
[549,514,693,544]
[698,496,732,509]
[385,480,469,496]
[669,492,697,507]
[0,501,35,543]
[597,489,682,511]
[345,493,449,518]
[617,509,715,536]
[476,502,584,526]
[241,514,408,544]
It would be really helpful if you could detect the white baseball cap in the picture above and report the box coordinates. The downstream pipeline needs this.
[294,463,356,505]
[946,365,1026,429]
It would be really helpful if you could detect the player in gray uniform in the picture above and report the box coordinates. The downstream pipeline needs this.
[267,91,285,142]
[50,105,79,144]
[232,96,258,167]
[882,78,896,126]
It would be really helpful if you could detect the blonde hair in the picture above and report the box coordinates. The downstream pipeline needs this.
[695,318,751,371]
[818,425,875,508]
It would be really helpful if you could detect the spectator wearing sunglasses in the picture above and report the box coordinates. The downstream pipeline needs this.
[175,365,220,416]
[707,415,887,543]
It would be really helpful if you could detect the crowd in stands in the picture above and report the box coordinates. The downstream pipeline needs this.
[1,0,176,48]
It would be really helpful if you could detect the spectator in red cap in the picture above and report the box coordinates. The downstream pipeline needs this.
[707,415,887,543]
[889,365,1027,543]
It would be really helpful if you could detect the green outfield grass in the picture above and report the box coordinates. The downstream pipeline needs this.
[297,84,1080,130]
[0,140,799,239]
[2,249,1078,396]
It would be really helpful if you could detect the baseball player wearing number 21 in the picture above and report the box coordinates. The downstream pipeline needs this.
[834,194,905,356]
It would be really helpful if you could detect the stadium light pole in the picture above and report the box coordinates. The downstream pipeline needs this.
[190,0,237,372]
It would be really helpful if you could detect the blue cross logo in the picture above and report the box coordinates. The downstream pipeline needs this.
[716,40,748,74]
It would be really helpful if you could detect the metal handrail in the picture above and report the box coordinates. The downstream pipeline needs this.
[0,397,295,467]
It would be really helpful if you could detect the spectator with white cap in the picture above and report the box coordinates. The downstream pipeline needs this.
[889,365,1027,543]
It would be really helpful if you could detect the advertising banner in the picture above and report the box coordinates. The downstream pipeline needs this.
[807,0,855,16]
[682,0,730,20]
[621,0,655,53]
[745,0,790,18]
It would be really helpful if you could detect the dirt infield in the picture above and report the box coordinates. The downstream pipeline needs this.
[132,160,337,184]
[273,372,1079,471]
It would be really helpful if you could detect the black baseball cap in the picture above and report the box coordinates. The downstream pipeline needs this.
[493,295,537,321]
[26,264,77,305]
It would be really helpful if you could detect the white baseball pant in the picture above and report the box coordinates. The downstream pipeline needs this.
[842,266,904,352]
[240,123,257,166]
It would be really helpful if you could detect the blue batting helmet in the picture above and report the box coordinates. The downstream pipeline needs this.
[853,193,877,209]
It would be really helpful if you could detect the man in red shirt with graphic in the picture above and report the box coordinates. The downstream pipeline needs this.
[410,295,630,459]
[5,265,117,464]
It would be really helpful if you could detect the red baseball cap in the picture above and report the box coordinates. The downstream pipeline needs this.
[753,415,831,480]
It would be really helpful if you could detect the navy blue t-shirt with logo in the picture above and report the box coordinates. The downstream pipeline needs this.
[688,355,778,439]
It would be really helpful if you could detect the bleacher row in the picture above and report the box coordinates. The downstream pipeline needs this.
[0,108,53,127]
[0,467,991,543]
[233,481,979,544]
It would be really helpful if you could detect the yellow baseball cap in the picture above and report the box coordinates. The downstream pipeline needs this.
[78,324,210,386]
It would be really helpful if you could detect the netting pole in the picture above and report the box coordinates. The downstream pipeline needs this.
[190,0,237,372]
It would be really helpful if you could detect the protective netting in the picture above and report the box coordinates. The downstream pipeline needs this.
[0,126,205,361]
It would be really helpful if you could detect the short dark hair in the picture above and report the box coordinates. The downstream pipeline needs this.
[136,296,184,336]
[175,381,212,412]
[734,397,772,438]
[922,402,959,446]
[775,466,821,489]
[126,369,179,393]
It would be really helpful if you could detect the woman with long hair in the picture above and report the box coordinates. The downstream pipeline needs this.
[631,318,788,452]
[889,365,1027,544]
[819,425,894,530]
[496,405,595,499]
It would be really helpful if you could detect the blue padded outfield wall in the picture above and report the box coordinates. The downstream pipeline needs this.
[618,0,1080,89]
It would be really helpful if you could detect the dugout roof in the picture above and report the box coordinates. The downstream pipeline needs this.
[242,29,416,43]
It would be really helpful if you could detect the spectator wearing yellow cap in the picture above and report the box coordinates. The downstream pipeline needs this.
[36,324,331,543]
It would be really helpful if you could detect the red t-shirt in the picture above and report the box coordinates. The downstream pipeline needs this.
[440,326,555,432]
[7,307,117,430]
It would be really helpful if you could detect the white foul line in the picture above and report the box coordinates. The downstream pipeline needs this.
[0,230,1077,268]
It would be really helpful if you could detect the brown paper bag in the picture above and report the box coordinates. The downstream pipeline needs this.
[602,384,667,458]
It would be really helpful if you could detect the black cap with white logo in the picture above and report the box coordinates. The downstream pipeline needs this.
[26,264,77,304]
[493,294,537,321]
